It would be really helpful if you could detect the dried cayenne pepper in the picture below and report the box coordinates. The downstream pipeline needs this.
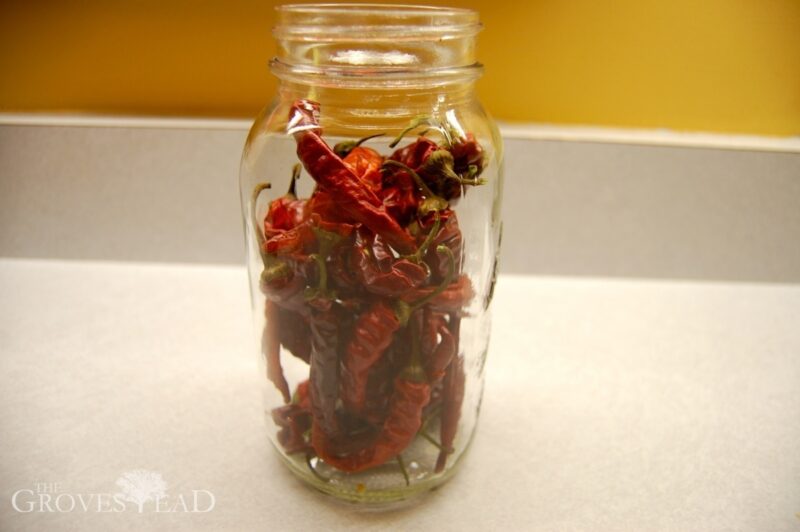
[255,99,485,483]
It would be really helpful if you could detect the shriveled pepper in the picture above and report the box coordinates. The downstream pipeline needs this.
[262,101,489,481]
[306,188,350,224]
[271,380,312,454]
[420,309,456,383]
[312,315,431,472]
[400,273,475,314]
[436,317,465,473]
[278,307,311,364]
[339,242,453,418]
[264,164,306,237]
[343,146,384,193]
[390,137,439,170]
[308,306,341,440]
[379,180,419,226]
[450,132,485,177]
[339,301,400,414]
[261,270,309,316]
[350,230,428,298]
[264,299,291,404]
[421,209,463,282]
[388,117,486,200]
[265,220,315,256]
[289,99,416,254]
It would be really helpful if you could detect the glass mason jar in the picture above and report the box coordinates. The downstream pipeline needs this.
[239,4,504,505]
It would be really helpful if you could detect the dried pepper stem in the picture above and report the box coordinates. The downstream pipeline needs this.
[382,159,436,199]
[396,454,410,486]
[251,182,272,265]
[389,115,453,148]
[394,245,455,326]
[333,132,385,158]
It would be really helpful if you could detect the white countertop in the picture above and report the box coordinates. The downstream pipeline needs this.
[1,259,798,531]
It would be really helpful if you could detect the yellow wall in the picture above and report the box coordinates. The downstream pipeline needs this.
[1,0,798,136]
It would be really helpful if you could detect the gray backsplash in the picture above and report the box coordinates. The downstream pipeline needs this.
[1,121,799,282]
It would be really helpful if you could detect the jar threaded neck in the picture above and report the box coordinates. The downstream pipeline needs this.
[271,3,483,88]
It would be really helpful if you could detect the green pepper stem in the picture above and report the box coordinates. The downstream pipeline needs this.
[389,116,452,148]
[310,253,327,294]
[421,402,443,430]
[392,244,456,327]
[389,116,430,148]
[419,430,445,451]
[404,211,441,264]
[251,182,272,266]
[396,454,410,486]
[400,311,427,383]
[333,132,385,158]
[454,162,487,186]
[304,227,343,301]
[409,245,456,309]
[382,159,436,199]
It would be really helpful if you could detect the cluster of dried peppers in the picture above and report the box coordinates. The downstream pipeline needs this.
[256,99,485,479]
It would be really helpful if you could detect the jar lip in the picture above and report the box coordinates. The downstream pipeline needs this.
[276,3,476,15]
[273,3,482,42]
[270,58,483,88]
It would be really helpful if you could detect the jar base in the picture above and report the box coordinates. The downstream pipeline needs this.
[272,436,474,508]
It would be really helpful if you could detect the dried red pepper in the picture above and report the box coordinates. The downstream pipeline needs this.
[343,146,384,193]
[400,273,475,314]
[259,102,487,480]
[350,230,428,298]
[436,317,465,472]
[312,316,431,472]
[264,299,291,404]
[421,310,456,383]
[340,301,400,414]
[264,164,306,236]
[308,307,341,439]
[289,99,416,254]
[272,380,312,454]
[278,308,311,364]
[388,121,485,201]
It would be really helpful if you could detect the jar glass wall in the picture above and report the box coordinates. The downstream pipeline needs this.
[240,4,504,505]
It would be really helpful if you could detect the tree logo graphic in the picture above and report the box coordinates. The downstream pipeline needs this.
[115,470,168,513]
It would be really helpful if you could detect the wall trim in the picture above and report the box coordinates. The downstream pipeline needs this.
[1,113,798,153]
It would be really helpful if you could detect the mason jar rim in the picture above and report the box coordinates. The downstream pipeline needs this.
[270,58,483,89]
[273,3,482,42]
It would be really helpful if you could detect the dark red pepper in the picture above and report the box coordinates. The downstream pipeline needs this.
[436,316,464,473]
[350,230,428,298]
[450,132,485,177]
[278,308,311,364]
[289,99,416,254]
[262,105,488,478]
[340,301,400,414]
[390,137,439,169]
[343,146,384,193]
[312,317,431,472]
[271,380,312,454]
[264,299,291,404]
[308,307,341,440]
[264,220,315,256]
[263,164,306,236]
[421,309,456,383]
[401,273,475,314]
[421,209,463,282]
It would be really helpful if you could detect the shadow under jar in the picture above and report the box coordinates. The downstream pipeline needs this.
[239,3,504,506]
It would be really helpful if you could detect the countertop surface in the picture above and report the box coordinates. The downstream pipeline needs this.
[1,259,799,531]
